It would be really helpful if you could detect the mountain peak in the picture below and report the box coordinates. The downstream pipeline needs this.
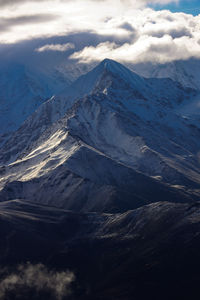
[94,58,146,91]
[98,58,127,73]
[100,58,119,67]
[64,59,131,98]
[60,58,147,103]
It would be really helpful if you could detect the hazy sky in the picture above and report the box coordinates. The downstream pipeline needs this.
[0,0,200,64]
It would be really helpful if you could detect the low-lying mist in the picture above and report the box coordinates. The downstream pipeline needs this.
[0,263,75,300]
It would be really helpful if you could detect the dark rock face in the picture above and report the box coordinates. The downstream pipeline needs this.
[0,200,200,300]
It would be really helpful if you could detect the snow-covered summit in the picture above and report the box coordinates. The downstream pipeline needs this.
[132,59,200,90]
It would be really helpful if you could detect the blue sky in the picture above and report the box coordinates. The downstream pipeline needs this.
[152,0,200,16]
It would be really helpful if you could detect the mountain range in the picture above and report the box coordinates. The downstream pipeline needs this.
[0,58,200,211]
[1,58,200,299]
[1,199,200,300]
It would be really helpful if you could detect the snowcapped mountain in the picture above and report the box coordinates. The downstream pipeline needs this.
[0,59,200,212]
[131,58,200,90]
[1,56,198,143]
[0,62,72,144]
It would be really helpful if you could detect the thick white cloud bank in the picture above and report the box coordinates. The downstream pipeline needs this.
[70,9,200,64]
[0,0,199,64]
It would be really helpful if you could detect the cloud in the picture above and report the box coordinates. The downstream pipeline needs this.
[0,263,75,300]
[142,21,193,38]
[119,22,136,32]
[0,0,180,7]
[69,9,200,64]
[0,14,57,32]
[36,42,75,52]
[0,0,199,65]
[70,36,200,64]
[0,0,182,44]
[0,0,47,7]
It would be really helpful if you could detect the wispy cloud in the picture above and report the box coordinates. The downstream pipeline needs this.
[0,14,57,32]
[0,0,46,7]
[36,42,75,52]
